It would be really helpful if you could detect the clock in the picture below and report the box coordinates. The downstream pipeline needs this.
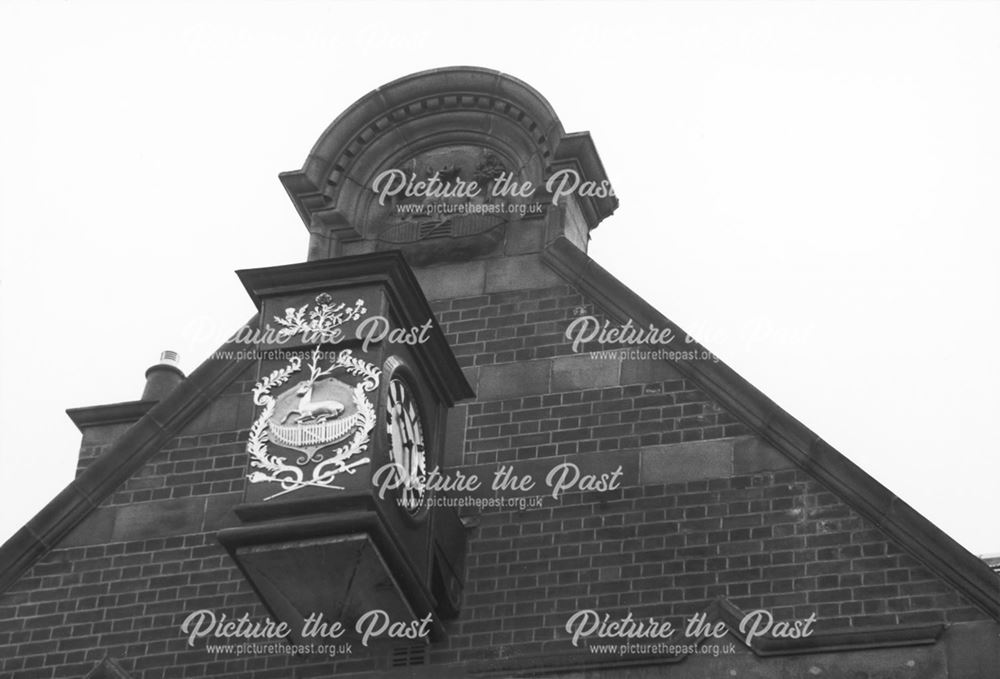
[224,252,473,642]
[386,375,427,515]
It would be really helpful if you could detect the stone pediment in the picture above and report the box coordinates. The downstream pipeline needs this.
[279,66,618,264]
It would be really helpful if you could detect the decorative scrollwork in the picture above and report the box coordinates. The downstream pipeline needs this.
[246,347,381,501]
[273,293,367,343]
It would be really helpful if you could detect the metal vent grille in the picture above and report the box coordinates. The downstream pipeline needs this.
[390,644,428,667]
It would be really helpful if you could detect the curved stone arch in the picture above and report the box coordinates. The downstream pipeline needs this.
[336,126,552,239]
[280,66,617,257]
[306,67,561,178]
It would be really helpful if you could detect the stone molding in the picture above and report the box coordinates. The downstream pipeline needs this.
[279,67,617,252]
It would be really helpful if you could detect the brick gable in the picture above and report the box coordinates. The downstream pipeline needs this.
[1,274,992,678]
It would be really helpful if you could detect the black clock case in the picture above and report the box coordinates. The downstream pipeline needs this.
[218,252,474,642]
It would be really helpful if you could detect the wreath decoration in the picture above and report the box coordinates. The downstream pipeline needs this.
[246,347,381,501]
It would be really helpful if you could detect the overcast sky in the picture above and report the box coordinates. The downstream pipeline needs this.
[1,1,997,556]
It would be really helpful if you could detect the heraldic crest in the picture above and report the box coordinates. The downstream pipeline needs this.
[245,293,381,500]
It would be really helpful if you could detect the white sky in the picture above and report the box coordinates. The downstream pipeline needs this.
[0,1,997,557]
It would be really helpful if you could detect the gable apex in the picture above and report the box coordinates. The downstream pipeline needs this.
[279,66,618,263]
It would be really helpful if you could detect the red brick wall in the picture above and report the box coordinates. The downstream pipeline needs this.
[0,283,990,678]
[461,379,748,465]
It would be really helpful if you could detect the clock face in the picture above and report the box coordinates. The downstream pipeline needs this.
[386,377,427,514]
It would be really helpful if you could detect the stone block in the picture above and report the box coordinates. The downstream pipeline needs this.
[620,359,684,385]
[203,493,243,531]
[477,360,551,400]
[562,196,589,253]
[504,222,543,256]
[945,620,1000,679]
[80,422,133,447]
[415,261,486,301]
[551,354,620,392]
[733,436,795,474]
[110,497,205,542]
[639,439,734,484]
[462,366,479,395]
[60,507,116,547]
[460,449,640,500]
[680,642,944,678]
[484,255,562,293]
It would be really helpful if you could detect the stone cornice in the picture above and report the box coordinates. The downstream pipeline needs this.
[66,400,157,431]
